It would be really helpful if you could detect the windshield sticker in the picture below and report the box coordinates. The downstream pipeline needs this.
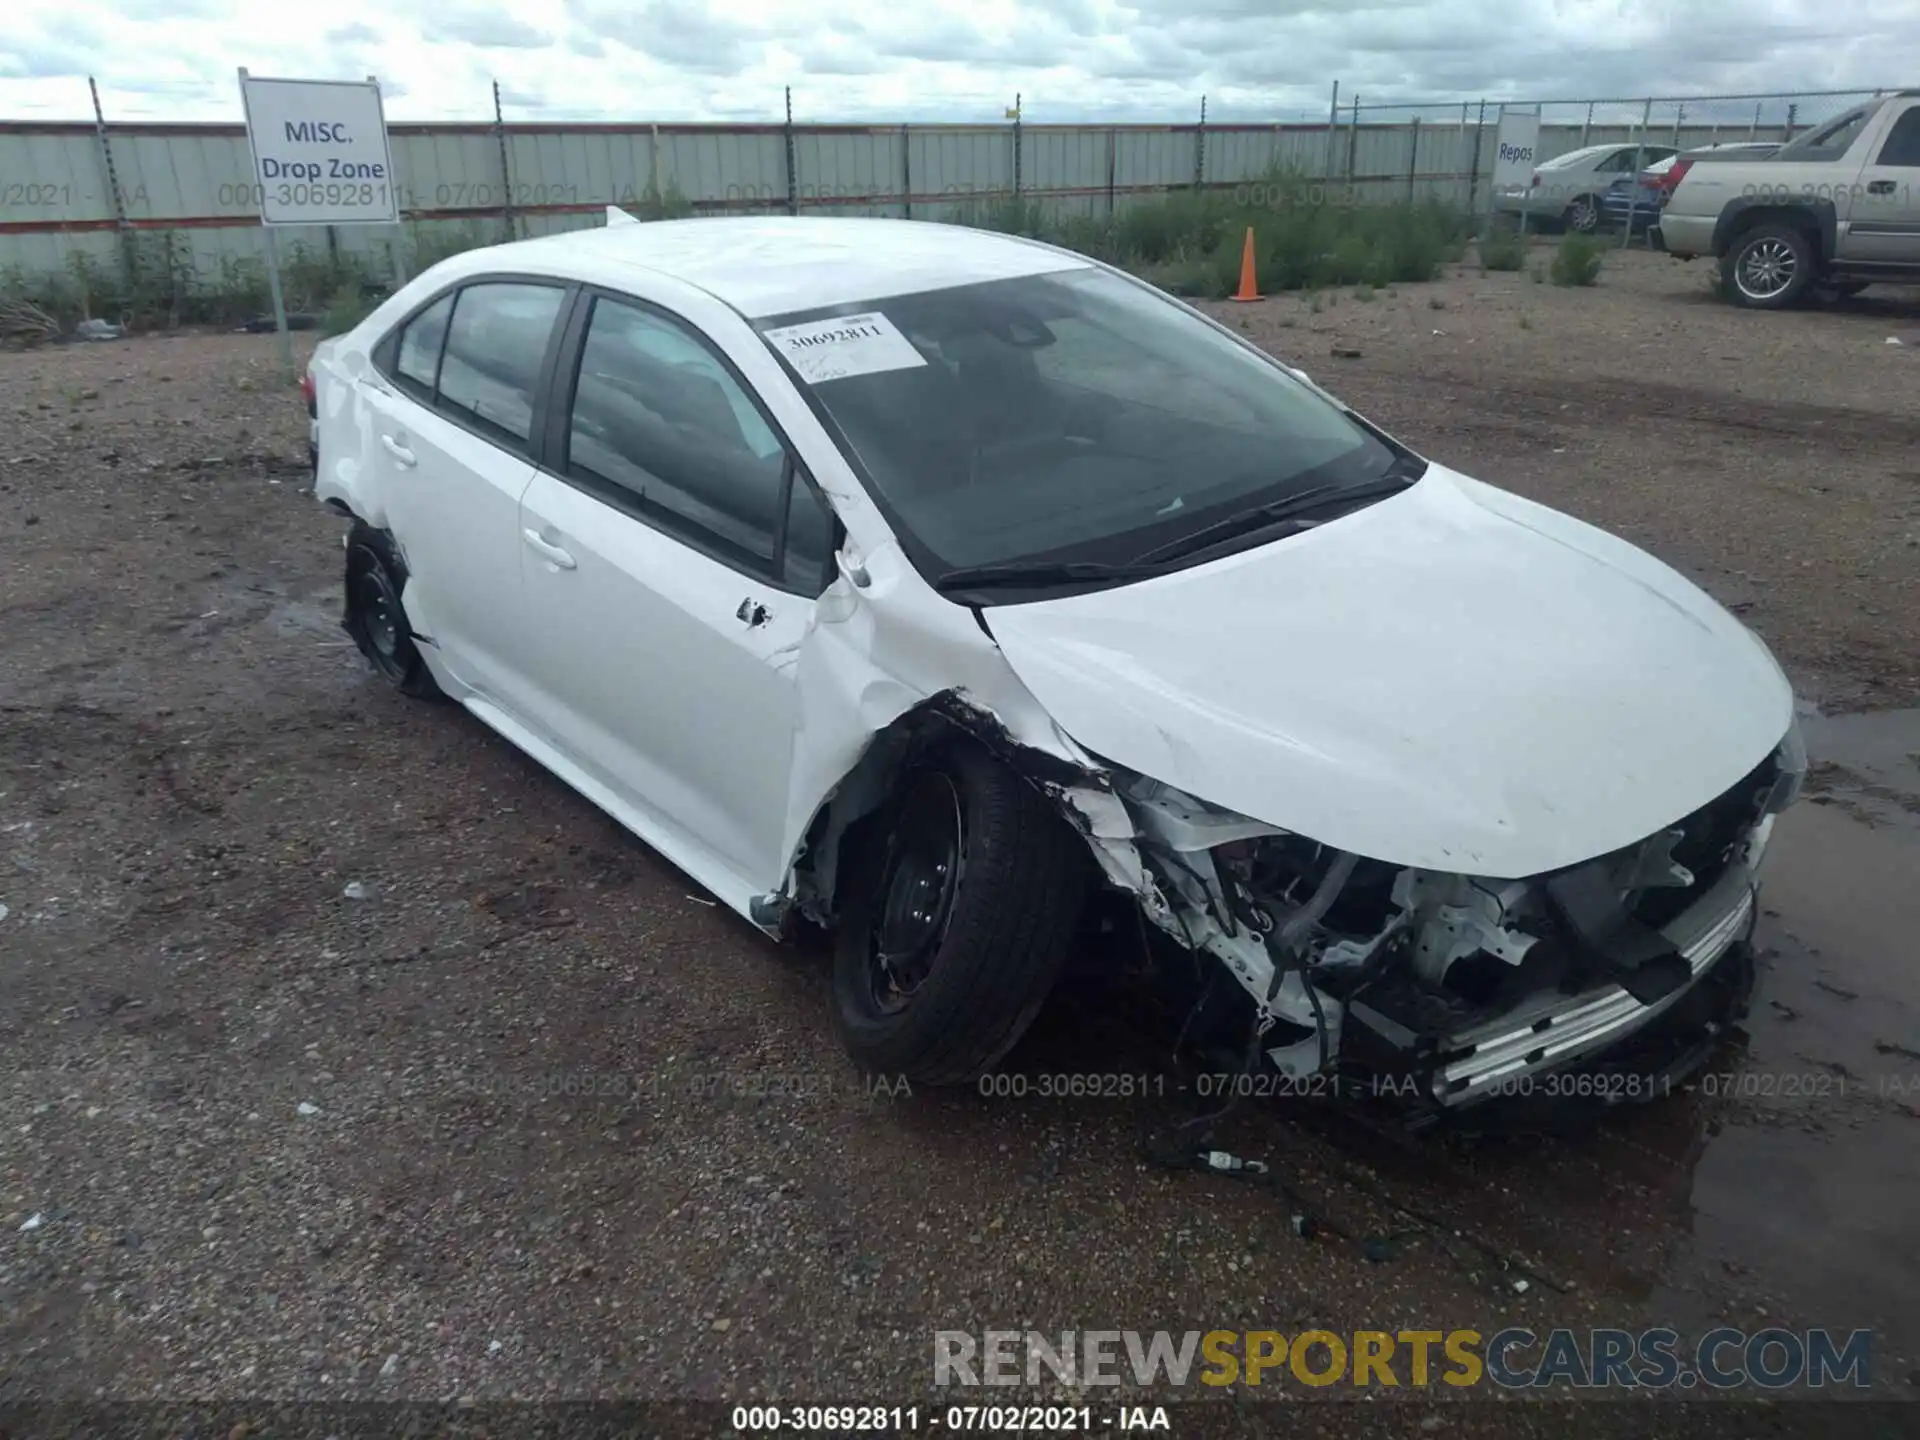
[762,312,928,383]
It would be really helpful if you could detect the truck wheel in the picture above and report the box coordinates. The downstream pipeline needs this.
[831,741,1089,1085]
[1722,223,1814,309]
[344,524,443,700]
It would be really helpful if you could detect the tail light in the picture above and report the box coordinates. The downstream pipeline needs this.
[1530,172,1542,189]
[1656,158,1694,193]
[299,370,317,417]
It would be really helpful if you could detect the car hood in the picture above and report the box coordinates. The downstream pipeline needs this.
[982,464,1794,878]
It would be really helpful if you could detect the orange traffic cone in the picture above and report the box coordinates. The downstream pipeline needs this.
[1230,226,1261,302]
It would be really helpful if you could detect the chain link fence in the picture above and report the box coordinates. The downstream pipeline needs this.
[0,78,1904,322]
[1341,88,1894,218]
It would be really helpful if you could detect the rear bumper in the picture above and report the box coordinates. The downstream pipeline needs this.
[1654,212,1714,259]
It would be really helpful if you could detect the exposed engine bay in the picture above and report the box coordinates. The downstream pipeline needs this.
[1106,720,1807,1113]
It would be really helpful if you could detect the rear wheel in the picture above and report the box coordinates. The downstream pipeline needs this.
[344,525,443,700]
[831,742,1089,1085]
[1721,223,1814,309]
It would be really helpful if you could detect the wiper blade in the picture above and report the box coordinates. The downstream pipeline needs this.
[932,559,1171,591]
[1132,469,1421,567]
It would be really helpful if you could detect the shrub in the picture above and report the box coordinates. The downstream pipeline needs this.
[1551,233,1605,287]
[1478,228,1526,272]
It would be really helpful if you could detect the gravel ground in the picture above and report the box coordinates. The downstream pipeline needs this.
[3,250,1919,1433]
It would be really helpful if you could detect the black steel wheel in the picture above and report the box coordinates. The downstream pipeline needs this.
[343,525,442,700]
[831,742,1089,1085]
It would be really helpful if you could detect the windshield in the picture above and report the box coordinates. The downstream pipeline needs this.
[754,267,1409,584]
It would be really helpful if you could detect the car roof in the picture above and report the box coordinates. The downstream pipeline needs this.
[477,216,1093,320]
[1539,143,1624,167]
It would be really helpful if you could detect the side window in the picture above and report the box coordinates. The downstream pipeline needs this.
[394,293,452,393]
[565,295,792,580]
[1876,107,1920,167]
[781,472,837,595]
[436,282,567,447]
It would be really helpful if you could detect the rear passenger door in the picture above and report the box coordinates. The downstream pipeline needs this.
[515,288,840,893]
[1843,102,1920,265]
[368,276,571,706]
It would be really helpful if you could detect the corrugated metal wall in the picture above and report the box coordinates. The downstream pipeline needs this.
[0,116,1790,292]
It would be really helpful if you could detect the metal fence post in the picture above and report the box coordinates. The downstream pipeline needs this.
[1783,102,1798,142]
[1011,93,1022,202]
[784,86,798,216]
[1621,99,1652,250]
[88,76,138,308]
[1671,101,1685,146]
[1106,126,1117,217]
[1580,101,1593,147]
[1749,103,1761,140]
[1406,117,1420,201]
[1346,95,1360,192]
[1324,81,1340,181]
[1194,94,1207,190]
[901,124,912,220]
[1467,98,1485,212]
[492,79,515,241]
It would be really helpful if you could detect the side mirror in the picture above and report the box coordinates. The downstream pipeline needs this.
[836,547,871,590]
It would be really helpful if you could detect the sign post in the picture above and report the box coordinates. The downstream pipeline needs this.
[1490,107,1541,244]
[237,69,402,377]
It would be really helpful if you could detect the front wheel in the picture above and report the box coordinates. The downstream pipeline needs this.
[831,742,1089,1085]
[1721,224,1814,309]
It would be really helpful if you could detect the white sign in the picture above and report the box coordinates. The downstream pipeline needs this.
[761,312,929,384]
[1491,110,1541,193]
[239,73,400,226]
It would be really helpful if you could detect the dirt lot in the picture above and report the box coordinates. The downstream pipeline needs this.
[3,248,1920,1432]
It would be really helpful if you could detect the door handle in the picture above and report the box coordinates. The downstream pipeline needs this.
[1867,179,1896,195]
[522,528,577,570]
[380,434,417,467]
[735,597,771,627]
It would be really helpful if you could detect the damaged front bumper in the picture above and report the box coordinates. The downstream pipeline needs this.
[1105,718,1805,1114]
[1379,854,1756,1108]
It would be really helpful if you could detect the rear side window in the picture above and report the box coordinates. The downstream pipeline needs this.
[1876,108,1920,166]
[395,294,452,391]
[436,283,568,445]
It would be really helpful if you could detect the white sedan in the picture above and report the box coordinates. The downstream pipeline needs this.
[308,212,1804,1116]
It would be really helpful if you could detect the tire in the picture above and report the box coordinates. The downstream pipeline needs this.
[1562,195,1600,235]
[343,524,443,700]
[831,741,1090,1085]
[1721,223,1815,309]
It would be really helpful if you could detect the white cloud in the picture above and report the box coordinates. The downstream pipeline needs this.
[0,0,1915,120]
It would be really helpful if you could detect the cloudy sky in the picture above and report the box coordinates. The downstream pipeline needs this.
[3,0,1917,124]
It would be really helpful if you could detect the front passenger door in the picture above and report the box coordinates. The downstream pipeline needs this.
[515,291,839,896]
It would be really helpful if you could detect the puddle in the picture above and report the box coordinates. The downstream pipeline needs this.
[1646,707,1920,1386]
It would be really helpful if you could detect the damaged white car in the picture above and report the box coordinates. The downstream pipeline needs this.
[307,212,1804,1117]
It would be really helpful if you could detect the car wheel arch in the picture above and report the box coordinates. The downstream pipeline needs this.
[1713,198,1835,263]
[787,690,1116,934]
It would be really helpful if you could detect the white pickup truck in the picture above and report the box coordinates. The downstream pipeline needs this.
[1654,91,1920,307]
